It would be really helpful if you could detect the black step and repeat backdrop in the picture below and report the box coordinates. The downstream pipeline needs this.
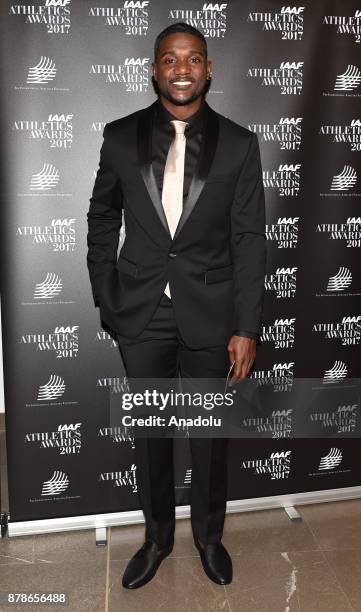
[1,0,361,525]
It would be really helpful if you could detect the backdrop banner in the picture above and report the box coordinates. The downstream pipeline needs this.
[1,0,361,524]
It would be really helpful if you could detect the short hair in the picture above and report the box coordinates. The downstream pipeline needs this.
[154,22,208,60]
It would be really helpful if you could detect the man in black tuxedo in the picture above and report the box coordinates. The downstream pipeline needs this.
[87,23,266,588]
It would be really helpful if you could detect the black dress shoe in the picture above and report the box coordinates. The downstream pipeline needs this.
[122,540,173,589]
[193,535,232,585]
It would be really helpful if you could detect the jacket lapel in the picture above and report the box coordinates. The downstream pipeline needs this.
[137,102,171,240]
[137,100,219,244]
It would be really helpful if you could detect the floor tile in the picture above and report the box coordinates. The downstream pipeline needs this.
[225,549,352,612]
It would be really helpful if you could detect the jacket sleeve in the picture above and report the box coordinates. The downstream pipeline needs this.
[86,123,123,307]
[232,329,259,342]
[231,132,266,335]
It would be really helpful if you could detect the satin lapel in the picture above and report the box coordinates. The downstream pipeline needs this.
[137,103,171,239]
[173,103,219,242]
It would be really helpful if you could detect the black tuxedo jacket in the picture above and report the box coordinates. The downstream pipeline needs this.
[86,100,266,349]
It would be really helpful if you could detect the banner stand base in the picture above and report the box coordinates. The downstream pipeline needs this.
[4,485,361,540]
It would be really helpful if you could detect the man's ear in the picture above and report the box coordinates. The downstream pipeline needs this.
[207,60,213,79]
[152,62,157,81]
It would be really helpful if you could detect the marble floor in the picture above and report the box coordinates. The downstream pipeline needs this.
[1,416,361,611]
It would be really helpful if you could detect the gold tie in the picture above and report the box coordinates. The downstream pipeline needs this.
[161,120,188,298]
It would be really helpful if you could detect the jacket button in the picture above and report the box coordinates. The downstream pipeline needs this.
[169,252,177,257]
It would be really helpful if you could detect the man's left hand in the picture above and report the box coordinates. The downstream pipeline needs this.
[227,335,256,385]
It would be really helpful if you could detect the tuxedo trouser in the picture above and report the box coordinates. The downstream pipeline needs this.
[116,293,230,548]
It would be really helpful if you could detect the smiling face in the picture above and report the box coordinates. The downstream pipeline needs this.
[152,32,212,112]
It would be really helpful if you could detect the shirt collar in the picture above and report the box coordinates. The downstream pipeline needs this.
[154,97,206,131]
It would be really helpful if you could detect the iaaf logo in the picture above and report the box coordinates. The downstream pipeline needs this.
[9,0,71,35]
[261,318,295,349]
[90,58,150,92]
[97,376,129,389]
[310,408,357,435]
[247,61,303,95]
[319,119,361,151]
[45,0,70,5]
[16,218,76,253]
[13,114,73,148]
[124,1,149,6]
[58,423,81,430]
[263,163,301,197]
[330,165,357,191]
[124,57,149,64]
[266,217,300,248]
[271,409,292,416]
[89,2,149,36]
[313,315,361,345]
[25,423,81,454]
[99,465,137,492]
[168,4,227,38]
[241,450,291,479]
[323,360,348,383]
[95,330,120,349]
[202,3,227,9]
[20,325,79,358]
[251,362,294,392]
[249,117,302,151]
[316,217,361,248]
[37,374,66,400]
[323,10,361,43]
[247,6,305,41]
[98,425,134,446]
[265,267,297,298]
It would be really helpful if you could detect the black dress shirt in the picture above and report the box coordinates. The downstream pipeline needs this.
[152,98,259,343]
